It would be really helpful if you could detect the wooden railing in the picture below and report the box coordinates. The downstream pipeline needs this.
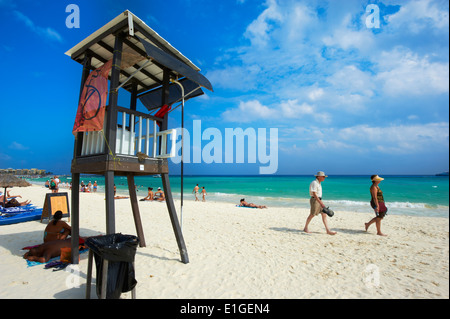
[80,108,176,159]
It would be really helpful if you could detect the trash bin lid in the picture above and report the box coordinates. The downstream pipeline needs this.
[86,233,139,262]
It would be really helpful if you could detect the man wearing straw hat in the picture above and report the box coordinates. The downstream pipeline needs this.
[303,171,336,235]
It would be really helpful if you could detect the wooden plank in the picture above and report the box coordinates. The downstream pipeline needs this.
[105,170,115,234]
[71,173,80,264]
[71,160,169,175]
[101,259,109,299]
[104,34,123,157]
[127,174,146,247]
[70,19,128,61]
[161,173,189,264]
[85,249,93,298]
[95,40,152,91]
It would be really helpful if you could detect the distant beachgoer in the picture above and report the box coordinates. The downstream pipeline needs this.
[45,180,50,188]
[141,187,154,201]
[93,181,98,192]
[239,198,267,209]
[365,175,388,236]
[154,187,165,202]
[303,171,336,235]
[201,187,207,202]
[114,195,129,199]
[55,176,60,192]
[44,210,71,243]
[0,194,31,207]
[192,184,200,201]
[50,176,58,193]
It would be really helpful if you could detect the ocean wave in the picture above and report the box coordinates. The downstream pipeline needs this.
[326,200,446,210]
[28,179,448,217]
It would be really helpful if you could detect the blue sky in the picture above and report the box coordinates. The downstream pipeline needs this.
[0,0,448,175]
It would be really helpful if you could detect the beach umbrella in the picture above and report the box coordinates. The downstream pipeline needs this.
[0,175,31,206]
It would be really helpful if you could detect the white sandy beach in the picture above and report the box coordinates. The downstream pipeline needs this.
[0,185,448,299]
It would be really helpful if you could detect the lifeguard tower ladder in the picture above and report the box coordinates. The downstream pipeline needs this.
[66,11,213,264]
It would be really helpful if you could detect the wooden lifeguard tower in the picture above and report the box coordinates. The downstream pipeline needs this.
[65,11,213,264]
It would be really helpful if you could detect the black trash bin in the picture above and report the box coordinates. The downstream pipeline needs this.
[86,233,140,299]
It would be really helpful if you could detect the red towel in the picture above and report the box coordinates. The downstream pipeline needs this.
[154,104,171,127]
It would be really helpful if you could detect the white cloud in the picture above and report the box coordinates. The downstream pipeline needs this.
[308,88,324,101]
[222,98,332,124]
[14,10,62,43]
[322,13,376,53]
[222,100,276,123]
[407,115,419,120]
[211,0,448,150]
[326,65,375,100]
[207,64,260,90]
[8,142,28,150]
[244,0,283,48]
[0,153,12,161]
[376,48,449,96]
[386,0,449,33]
[310,122,450,154]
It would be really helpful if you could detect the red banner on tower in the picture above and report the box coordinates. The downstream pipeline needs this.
[72,60,112,134]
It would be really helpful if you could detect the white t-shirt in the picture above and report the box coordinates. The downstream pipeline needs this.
[309,179,322,198]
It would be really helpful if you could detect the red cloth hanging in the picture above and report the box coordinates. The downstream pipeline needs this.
[72,60,112,134]
[154,104,171,127]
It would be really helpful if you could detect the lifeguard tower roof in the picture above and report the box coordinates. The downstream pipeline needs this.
[65,10,212,98]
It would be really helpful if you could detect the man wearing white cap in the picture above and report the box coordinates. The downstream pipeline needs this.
[303,171,336,235]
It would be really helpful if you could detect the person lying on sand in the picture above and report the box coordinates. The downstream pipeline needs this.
[23,239,73,263]
[239,198,267,209]
[0,196,31,207]
[114,195,129,199]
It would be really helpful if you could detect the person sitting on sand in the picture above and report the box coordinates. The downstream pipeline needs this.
[239,198,267,209]
[141,187,154,201]
[44,211,71,243]
[154,187,165,202]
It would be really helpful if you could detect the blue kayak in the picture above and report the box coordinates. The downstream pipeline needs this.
[0,208,43,225]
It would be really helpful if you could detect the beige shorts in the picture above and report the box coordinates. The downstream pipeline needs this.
[310,197,322,216]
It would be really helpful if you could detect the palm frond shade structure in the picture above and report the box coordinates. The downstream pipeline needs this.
[65,10,213,264]
[0,175,31,207]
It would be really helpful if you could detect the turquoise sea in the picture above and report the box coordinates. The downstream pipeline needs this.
[31,175,449,218]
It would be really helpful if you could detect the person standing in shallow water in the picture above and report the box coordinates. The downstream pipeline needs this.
[201,186,207,202]
[365,175,388,236]
[192,184,200,201]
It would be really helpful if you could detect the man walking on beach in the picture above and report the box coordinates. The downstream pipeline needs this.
[303,171,336,235]
[192,184,200,201]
